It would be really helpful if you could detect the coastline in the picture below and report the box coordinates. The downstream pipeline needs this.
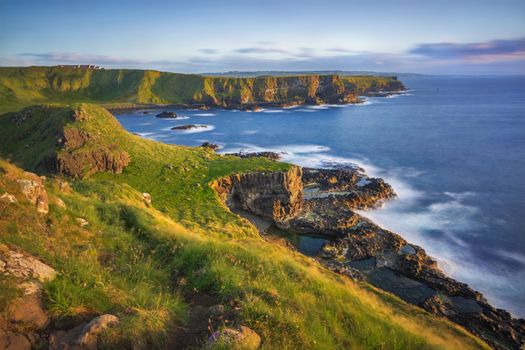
[107,89,408,115]
[209,154,525,350]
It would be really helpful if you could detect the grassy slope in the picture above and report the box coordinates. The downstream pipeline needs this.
[0,67,401,113]
[0,103,489,349]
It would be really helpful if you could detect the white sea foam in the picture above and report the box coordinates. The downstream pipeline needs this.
[134,132,156,137]
[218,141,524,316]
[307,105,329,110]
[139,122,153,126]
[263,109,286,113]
[178,125,215,134]
[242,130,259,135]
[192,113,216,117]
[295,109,317,113]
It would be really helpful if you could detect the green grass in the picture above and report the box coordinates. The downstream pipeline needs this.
[0,104,489,349]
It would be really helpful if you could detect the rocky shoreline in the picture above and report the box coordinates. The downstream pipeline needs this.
[211,161,525,350]
[107,89,407,115]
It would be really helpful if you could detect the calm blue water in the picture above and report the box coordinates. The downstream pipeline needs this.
[116,76,525,317]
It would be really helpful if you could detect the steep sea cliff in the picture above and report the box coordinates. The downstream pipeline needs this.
[0,67,404,112]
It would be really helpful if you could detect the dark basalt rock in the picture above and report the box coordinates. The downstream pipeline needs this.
[225,151,282,161]
[211,164,525,350]
[211,166,303,223]
[155,111,178,118]
[171,124,207,131]
[200,142,219,151]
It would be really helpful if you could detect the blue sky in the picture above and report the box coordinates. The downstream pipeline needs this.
[1,0,524,74]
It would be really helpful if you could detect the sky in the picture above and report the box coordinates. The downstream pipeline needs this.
[1,0,524,74]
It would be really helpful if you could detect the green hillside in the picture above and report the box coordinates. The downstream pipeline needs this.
[0,67,404,113]
[0,103,488,349]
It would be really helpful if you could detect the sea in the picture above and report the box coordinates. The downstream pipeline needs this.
[115,75,525,318]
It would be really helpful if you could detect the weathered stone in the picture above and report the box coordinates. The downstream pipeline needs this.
[0,193,17,203]
[49,314,119,350]
[211,166,303,223]
[75,218,89,227]
[58,180,72,193]
[7,292,49,331]
[155,111,178,119]
[0,329,31,350]
[208,326,261,349]
[16,178,48,214]
[0,244,57,282]
[142,193,152,204]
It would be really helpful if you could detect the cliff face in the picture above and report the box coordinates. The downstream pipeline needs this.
[211,164,525,350]
[198,74,355,107]
[0,67,405,112]
[211,166,303,223]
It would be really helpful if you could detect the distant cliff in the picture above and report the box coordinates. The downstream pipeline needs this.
[0,67,405,113]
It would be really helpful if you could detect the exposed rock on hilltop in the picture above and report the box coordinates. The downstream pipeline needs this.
[0,104,130,178]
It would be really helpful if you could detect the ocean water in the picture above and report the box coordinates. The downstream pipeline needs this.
[116,76,525,317]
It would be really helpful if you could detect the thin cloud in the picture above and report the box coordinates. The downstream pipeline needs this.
[410,38,525,60]
[199,48,218,55]
[234,47,290,55]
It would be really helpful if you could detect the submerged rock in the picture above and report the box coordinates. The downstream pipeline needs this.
[201,142,219,151]
[225,151,282,161]
[171,124,208,131]
[155,111,178,118]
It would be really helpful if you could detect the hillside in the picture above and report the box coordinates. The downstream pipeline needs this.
[0,67,405,113]
[0,103,489,349]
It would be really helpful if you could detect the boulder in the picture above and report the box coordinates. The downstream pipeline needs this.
[200,142,219,151]
[155,111,178,119]
[16,178,48,214]
[75,218,89,227]
[0,245,57,282]
[142,193,152,204]
[208,326,261,349]
[0,193,17,203]
[49,314,119,350]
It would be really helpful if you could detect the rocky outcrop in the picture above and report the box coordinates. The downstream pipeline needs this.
[155,111,178,118]
[0,245,57,282]
[0,244,57,349]
[48,146,130,178]
[207,326,261,350]
[211,165,525,350]
[49,314,119,350]
[0,105,131,178]
[16,175,49,214]
[211,166,303,223]
[171,124,208,131]
[225,151,283,161]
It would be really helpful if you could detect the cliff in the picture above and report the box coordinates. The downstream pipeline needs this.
[0,67,405,113]
[0,103,490,350]
[211,165,525,350]
[211,166,303,223]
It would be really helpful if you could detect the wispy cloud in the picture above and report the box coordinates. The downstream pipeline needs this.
[199,48,218,55]
[409,38,525,62]
[3,38,525,75]
[233,47,291,55]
